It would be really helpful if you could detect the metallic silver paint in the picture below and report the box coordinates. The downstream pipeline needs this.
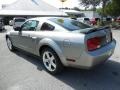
[6,17,116,69]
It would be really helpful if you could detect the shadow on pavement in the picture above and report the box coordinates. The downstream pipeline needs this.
[55,60,120,90]
[13,50,120,90]
[13,50,44,71]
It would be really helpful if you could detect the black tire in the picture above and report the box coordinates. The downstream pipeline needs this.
[41,48,63,74]
[0,29,2,32]
[6,37,15,51]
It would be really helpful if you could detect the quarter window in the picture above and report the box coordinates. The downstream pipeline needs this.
[41,22,55,31]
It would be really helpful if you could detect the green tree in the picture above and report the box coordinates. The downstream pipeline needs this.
[73,7,81,11]
[101,0,110,16]
[79,0,110,13]
[104,0,120,17]
[79,0,101,11]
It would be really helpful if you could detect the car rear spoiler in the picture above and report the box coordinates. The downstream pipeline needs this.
[81,26,110,34]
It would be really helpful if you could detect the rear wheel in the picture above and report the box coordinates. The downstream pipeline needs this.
[41,48,63,74]
[0,29,2,31]
[6,37,15,51]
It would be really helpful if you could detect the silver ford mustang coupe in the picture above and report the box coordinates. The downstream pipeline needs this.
[6,17,116,74]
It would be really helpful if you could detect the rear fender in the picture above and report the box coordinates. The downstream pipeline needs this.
[37,38,68,66]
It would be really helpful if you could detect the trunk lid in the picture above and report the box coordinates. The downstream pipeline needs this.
[73,26,112,51]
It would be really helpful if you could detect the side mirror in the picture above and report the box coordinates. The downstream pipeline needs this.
[14,27,22,31]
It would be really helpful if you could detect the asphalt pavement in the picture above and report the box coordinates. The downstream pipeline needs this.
[0,26,120,90]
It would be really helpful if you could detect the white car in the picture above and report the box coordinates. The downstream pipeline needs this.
[12,17,26,29]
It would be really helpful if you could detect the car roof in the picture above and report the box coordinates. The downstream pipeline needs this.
[27,17,70,21]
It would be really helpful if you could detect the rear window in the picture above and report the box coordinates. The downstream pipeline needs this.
[49,18,91,31]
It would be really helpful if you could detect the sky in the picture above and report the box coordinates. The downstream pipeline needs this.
[0,0,80,9]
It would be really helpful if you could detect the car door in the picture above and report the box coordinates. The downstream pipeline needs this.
[19,20,39,54]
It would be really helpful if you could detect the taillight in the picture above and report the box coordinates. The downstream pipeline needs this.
[87,37,102,51]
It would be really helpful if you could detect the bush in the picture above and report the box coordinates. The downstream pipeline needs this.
[96,20,112,27]
[111,22,120,29]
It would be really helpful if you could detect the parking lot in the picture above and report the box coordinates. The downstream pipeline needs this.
[0,26,120,90]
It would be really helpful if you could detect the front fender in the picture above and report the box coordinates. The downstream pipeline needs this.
[37,38,68,66]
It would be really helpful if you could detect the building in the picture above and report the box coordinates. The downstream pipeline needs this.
[80,11,101,19]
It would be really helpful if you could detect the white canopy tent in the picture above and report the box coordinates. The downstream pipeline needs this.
[0,0,67,16]
[0,10,67,16]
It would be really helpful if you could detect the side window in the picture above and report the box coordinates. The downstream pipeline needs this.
[41,22,55,31]
[22,20,39,31]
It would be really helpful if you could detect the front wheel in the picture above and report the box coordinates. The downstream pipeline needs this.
[6,37,15,51]
[41,48,63,74]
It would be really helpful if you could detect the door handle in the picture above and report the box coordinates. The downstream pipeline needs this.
[31,37,37,39]
[27,35,37,39]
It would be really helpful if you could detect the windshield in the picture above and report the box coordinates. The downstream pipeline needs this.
[49,18,91,31]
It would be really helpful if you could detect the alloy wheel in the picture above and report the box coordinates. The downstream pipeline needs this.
[7,38,12,50]
[42,51,57,72]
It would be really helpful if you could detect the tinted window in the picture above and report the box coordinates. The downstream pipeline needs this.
[74,13,85,17]
[67,13,85,18]
[15,19,25,22]
[106,18,112,21]
[41,22,55,31]
[84,18,90,21]
[49,18,91,31]
[22,20,39,31]
[95,18,100,21]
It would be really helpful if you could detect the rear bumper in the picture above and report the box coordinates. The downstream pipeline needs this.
[68,39,116,69]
